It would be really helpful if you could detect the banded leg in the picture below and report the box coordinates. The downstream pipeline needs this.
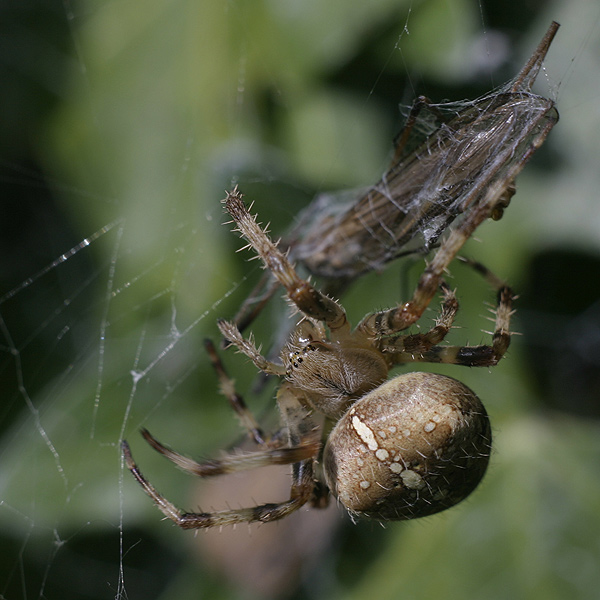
[122,376,322,528]
[383,257,514,367]
[204,338,266,445]
[224,187,351,337]
[122,440,316,528]
[133,429,319,477]
[365,279,459,346]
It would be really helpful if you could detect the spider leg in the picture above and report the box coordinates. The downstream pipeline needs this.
[224,187,351,337]
[137,428,319,476]
[275,382,319,446]
[383,257,514,367]
[204,338,266,445]
[363,279,459,346]
[228,273,280,337]
[122,377,322,528]
[122,440,316,528]
[217,318,286,377]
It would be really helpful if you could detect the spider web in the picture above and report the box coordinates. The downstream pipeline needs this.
[1,1,600,599]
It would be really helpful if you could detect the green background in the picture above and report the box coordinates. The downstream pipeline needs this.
[1,0,599,598]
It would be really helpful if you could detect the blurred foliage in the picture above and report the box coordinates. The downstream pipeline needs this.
[1,0,600,599]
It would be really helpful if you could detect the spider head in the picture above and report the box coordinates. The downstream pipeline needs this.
[282,320,388,419]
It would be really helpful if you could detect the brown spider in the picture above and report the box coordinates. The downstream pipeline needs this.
[122,188,514,527]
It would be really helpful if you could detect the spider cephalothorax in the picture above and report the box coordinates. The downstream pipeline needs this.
[123,188,513,527]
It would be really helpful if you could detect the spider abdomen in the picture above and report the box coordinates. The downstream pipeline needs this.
[323,371,491,521]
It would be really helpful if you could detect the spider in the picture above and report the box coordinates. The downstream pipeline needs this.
[122,188,514,527]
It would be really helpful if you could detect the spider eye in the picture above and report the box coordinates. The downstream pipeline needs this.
[323,371,491,521]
